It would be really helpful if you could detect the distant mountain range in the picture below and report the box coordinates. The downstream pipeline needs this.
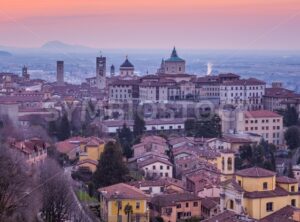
[0,41,98,54]
[40,41,97,53]
[0,50,12,56]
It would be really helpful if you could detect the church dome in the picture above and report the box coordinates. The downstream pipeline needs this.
[165,47,185,62]
[120,56,134,68]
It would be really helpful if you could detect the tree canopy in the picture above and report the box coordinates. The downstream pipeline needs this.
[117,124,134,158]
[236,141,276,171]
[133,113,145,138]
[93,141,129,188]
[285,126,300,150]
[184,114,222,138]
[58,113,71,141]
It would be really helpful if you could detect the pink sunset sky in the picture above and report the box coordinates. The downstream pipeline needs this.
[0,0,300,50]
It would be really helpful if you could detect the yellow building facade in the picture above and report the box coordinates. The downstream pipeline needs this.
[220,166,300,220]
[98,183,149,222]
[79,137,105,162]
[205,150,235,181]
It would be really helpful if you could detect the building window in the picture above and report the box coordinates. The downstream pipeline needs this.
[136,202,140,209]
[263,182,268,190]
[167,166,170,170]
[186,203,189,207]
[229,200,234,210]
[153,165,156,170]
[291,186,295,192]
[227,157,233,171]
[160,165,163,170]
[292,199,296,207]
[266,202,273,212]
[160,187,164,192]
[222,157,225,171]
[165,173,169,177]
[193,202,198,207]
[177,204,181,208]
[238,180,242,186]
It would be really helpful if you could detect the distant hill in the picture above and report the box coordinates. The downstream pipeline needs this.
[0,50,12,56]
[41,41,97,53]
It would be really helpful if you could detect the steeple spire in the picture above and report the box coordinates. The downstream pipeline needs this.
[171,46,178,58]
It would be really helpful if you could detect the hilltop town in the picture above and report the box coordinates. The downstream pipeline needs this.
[1,48,300,222]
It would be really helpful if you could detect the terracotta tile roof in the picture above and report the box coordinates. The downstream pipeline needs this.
[220,178,244,192]
[77,159,98,166]
[236,167,276,178]
[203,211,255,222]
[11,138,48,154]
[81,136,105,146]
[219,73,240,78]
[276,176,298,184]
[259,205,299,222]
[98,183,149,200]
[201,197,219,209]
[264,87,298,99]
[137,157,173,168]
[55,136,85,154]
[187,171,221,192]
[168,137,194,146]
[151,192,201,207]
[244,186,289,199]
[220,135,253,144]
[141,135,167,144]
[223,78,265,86]
[128,178,184,189]
[244,110,282,118]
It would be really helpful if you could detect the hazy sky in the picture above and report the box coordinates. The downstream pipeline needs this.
[1,0,300,50]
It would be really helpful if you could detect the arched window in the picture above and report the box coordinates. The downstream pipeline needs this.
[222,157,225,171]
[229,200,234,210]
[228,157,232,171]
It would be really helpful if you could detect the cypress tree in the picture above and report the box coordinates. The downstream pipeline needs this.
[93,141,129,188]
[58,114,70,141]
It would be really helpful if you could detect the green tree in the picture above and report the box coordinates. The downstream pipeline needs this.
[58,114,71,141]
[93,141,129,188]
[184,119,196,136]
[285,126,300,150]
[117,124,134,158]
[48,120,57,138]
[185,114,222,138]
[285,106,299,127]
[238,142,276,170]
[133,113,145,138]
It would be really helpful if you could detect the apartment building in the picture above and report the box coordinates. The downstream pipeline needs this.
[263,83,300,112]
[236,110,284,145]
[220,78,266,110]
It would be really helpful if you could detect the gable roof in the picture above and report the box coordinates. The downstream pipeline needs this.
[203,211,256,222]
[276,176,298,184]
[151,192,201,207]
[259,205,299,222]
[138,157,173,168]
[98,183,148,200]
[244,110,282,118]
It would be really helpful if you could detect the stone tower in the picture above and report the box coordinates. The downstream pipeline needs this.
[96,55,106,90]
[56,61,64,86]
